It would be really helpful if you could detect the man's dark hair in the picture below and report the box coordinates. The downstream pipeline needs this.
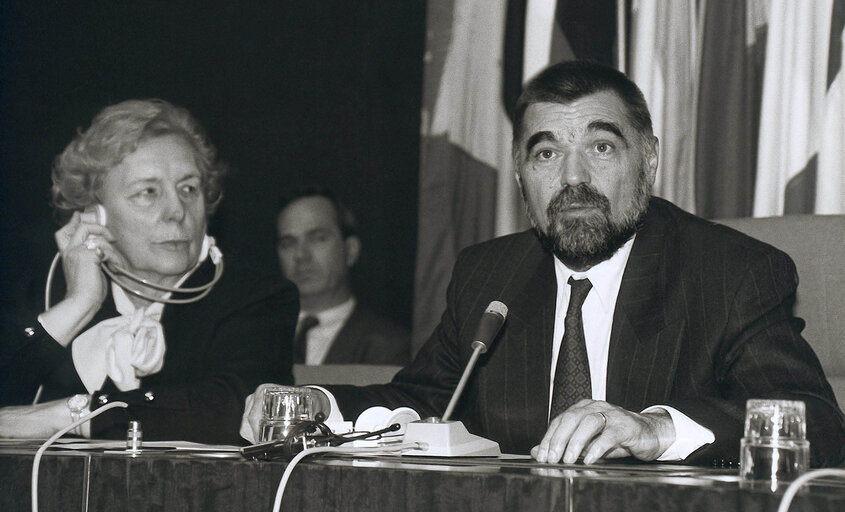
[278,186,357,239]
[512,60,654,154]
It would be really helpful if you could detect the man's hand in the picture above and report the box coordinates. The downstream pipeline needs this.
[531,399,675,464]
[239,383,331,444]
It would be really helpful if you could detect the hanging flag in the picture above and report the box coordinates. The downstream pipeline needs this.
[628,0,698,214]
[753,0,843,216]
[816,0,845,214]
[694,0,769,219]
[414,0,512,350]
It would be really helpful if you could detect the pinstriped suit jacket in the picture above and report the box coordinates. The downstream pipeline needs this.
[329,198,845,466]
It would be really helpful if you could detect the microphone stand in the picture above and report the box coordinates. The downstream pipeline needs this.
[401,344,501,457]
[441,340,487,422]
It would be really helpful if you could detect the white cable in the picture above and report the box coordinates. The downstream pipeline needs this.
[45,252,61,311]
[272,442,424,512]
[33,254,64,405]
[31,401,128,512]
[777,468,845,512]
[100,256,224,305]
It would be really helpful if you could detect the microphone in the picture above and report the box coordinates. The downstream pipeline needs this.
[470,300,508,352]
[442,301,508,421]
[402,300,508,457]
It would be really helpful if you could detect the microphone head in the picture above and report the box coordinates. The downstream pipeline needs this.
[485,300,508,320]
[472,301,508,353]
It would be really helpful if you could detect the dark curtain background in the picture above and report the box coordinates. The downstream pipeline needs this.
[0,2,425,329]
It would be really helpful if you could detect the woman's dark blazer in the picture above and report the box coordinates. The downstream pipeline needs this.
[0,249,298,445]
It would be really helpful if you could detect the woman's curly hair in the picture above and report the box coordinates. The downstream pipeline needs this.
[51,99,227,218]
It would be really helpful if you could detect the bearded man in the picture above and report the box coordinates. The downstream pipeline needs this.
[243,60,845,467]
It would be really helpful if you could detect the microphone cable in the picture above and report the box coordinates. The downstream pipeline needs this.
[31,401,128,512]
[272,442,425,512]
[777,468,845,512]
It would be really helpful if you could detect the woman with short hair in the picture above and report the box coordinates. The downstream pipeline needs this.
[0,99,297,444]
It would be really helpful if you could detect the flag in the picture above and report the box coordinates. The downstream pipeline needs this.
[628,0,698,214]
[414,0,511,351]
[816,0,845,214]
[754,0,844,216]
[694,0,769,219]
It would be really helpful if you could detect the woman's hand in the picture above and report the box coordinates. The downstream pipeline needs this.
[40,210,125,345]
[54,210,120,310]
[0,399,71,439]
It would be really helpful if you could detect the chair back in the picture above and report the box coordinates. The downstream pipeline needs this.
[293,364,402,386]
[717,215,845,407]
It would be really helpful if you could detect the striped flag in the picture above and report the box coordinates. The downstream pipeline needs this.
[694,0,769,219]
[816,1,845,214]
[628,0,698,214]
[413,0,512,351]
[753,0,845,216]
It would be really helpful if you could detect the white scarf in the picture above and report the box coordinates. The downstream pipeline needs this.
[72,286,167,393]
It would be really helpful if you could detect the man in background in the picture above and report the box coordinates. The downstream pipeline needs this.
[277,188,410,366]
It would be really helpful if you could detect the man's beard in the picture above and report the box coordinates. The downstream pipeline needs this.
[527,166,652,270]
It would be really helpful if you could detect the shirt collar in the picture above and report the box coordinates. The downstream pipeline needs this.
[300,296,357,326]
[553,235,636,312]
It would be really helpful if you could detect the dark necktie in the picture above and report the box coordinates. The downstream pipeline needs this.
[550,277,593,421]
[293,315,319,364]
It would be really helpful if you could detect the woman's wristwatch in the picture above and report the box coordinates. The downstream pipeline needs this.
[67,394,91,436]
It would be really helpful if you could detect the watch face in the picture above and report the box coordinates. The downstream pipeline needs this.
[68,394,89,412]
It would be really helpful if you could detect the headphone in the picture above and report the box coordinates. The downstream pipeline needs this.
[44,205,225,308]
[97,235,224,305]
[241,415,402,461]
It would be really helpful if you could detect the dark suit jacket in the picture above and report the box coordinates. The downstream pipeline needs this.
[329,198,845,466]
[0,250,298,444]
[322,304,411,365]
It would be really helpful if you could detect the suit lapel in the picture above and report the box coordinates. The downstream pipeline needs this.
[486,236,556,435]
[324,305,362,363]
[606,202,684,411]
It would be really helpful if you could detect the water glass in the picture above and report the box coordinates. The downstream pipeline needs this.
[258,386,313,442]
[740,399,809,491]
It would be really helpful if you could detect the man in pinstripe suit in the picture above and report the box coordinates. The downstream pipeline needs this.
[244,61,844,467]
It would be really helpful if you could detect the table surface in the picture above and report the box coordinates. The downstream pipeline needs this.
[1,442,844,512]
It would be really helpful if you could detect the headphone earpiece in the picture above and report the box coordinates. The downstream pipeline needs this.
[83,204,107,226]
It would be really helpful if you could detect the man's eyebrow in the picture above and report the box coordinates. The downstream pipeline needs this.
[587,120,625,140]
[525,131,556,152]
[278,226,333,241]
[305,226,340,238]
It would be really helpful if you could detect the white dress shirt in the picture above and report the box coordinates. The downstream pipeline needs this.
[551,236,713,460]
[299,297,356,365]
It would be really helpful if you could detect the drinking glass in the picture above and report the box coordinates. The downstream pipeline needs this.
[740,399,809,491]
[258,386,313,443]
